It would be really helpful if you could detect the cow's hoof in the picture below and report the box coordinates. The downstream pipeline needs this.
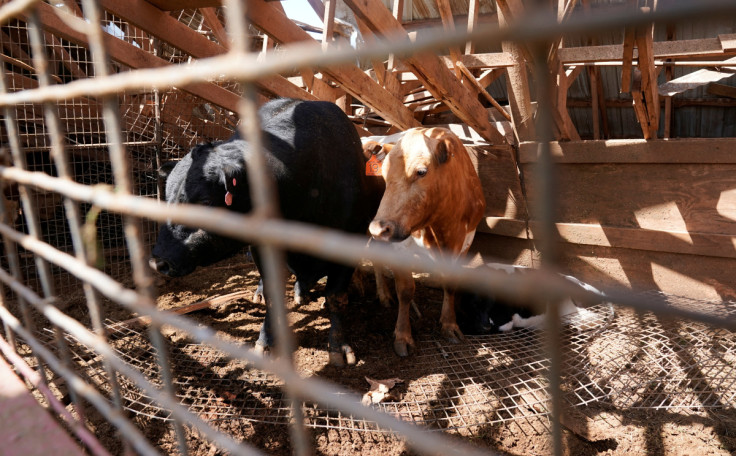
[328,345,356,366]
[441,326,465,344]
[253,343,268,355]
[393,340,410,357]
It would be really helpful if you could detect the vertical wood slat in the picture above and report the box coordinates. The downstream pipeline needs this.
[465,0,479,54]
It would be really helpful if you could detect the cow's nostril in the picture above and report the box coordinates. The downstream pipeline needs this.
[369,220,394,240]
[149,257,170,275]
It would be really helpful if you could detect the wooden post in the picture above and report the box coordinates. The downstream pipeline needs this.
[664,24,675,139]
[436,0,462,78]
[322,0,337,48]
[497,0,535,142]
[465,0,479,54]
[387,0,405,70]
[588,66,600,139]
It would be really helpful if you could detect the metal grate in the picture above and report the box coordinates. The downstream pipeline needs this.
[35,293,736,434]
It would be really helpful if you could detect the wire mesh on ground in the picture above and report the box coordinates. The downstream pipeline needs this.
[30,292,735,434]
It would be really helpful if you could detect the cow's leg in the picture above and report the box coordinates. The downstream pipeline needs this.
[293,278,314,305]
[254,301,275,354]
[374,265,394,308]
[253,279,264,304]
[393,270,416,357]
[324,266,357,366]
[440,288,464,343]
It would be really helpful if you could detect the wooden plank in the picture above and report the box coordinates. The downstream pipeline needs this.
[631,70,652,139]
[496,0,534,142]
[247,0,419,131]
[322,0,337,47]
[663,24,675,139]
[635,12,658,139]
[718,33,736,51]
[343,0,505,144]
[465,0,479,54]
[33,2,239,112]
[387,0,404,70]
[707,82,736,99]
[621,26,635,93]
[658,56,736,96]
[456,61,510,121]
[201,7,229,50]
[436,0,462,78]
[101,0,316,102]
[518,139,736,164]
[559,37,729,63]
[471,144,527,223]
[0,354,84,456]
[392,52,515,71]
[588,66,600,139]
[145,0,221,10]
[479,217,736,260]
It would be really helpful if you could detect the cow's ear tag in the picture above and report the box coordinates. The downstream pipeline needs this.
[225,191,233,206]
[233,178,237,187]
[366,155,382,176]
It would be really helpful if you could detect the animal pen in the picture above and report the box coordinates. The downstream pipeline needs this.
[1,0,736,455]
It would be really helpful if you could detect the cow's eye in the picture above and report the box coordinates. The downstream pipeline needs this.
[416,168,428,178]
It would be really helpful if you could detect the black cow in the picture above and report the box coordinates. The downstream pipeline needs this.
[150,98,383,366]
[456,263,606,335]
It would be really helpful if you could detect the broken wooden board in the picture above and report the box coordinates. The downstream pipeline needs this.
[658,57,736,96]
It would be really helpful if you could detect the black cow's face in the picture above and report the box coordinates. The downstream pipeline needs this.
[150,141,249,277]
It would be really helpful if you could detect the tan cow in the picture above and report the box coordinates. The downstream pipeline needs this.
[368,127,486,356]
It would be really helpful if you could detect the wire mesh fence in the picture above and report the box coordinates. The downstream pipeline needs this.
[0,0,736,455]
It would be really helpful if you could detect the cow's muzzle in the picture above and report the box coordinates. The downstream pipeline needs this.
[369,219,407,242]
[149,256,178,277]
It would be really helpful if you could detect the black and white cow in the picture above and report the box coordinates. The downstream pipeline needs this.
[455,263,606,335]
[150,98,383,366]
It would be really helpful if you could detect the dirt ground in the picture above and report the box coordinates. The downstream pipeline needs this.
[53,252,736,455]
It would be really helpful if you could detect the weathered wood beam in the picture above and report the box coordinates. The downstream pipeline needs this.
[144,0,221,10]
[707,82,736,99]
[663,24,675,139]
[658,56,736,96]
[560,36,736,63]
[247,0,420,131]
[631,70,652,139]
[588,66,600,139]
[456,61,510,121]
[635,9,658,139]
[496,0,534,142]
[344,0,505,143]
[201,7,229,50]
[518,138,736,164]
[621,27,635,93]
[465,0,479,54]
[322,0,337,48]
[481,217,736,261]
[387,0,404,70]
[436,0,462,78]
[101,0,317,102]
[32,2,243,112]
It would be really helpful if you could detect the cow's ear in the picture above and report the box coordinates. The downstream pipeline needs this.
[191,143,212,159]
[436,139,449,165]
[362,141,383,160]
[158,161,177,180]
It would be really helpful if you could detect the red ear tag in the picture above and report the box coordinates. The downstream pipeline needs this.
[366,155,382,176]
[225,191,233,206]
[233,178,237,187]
